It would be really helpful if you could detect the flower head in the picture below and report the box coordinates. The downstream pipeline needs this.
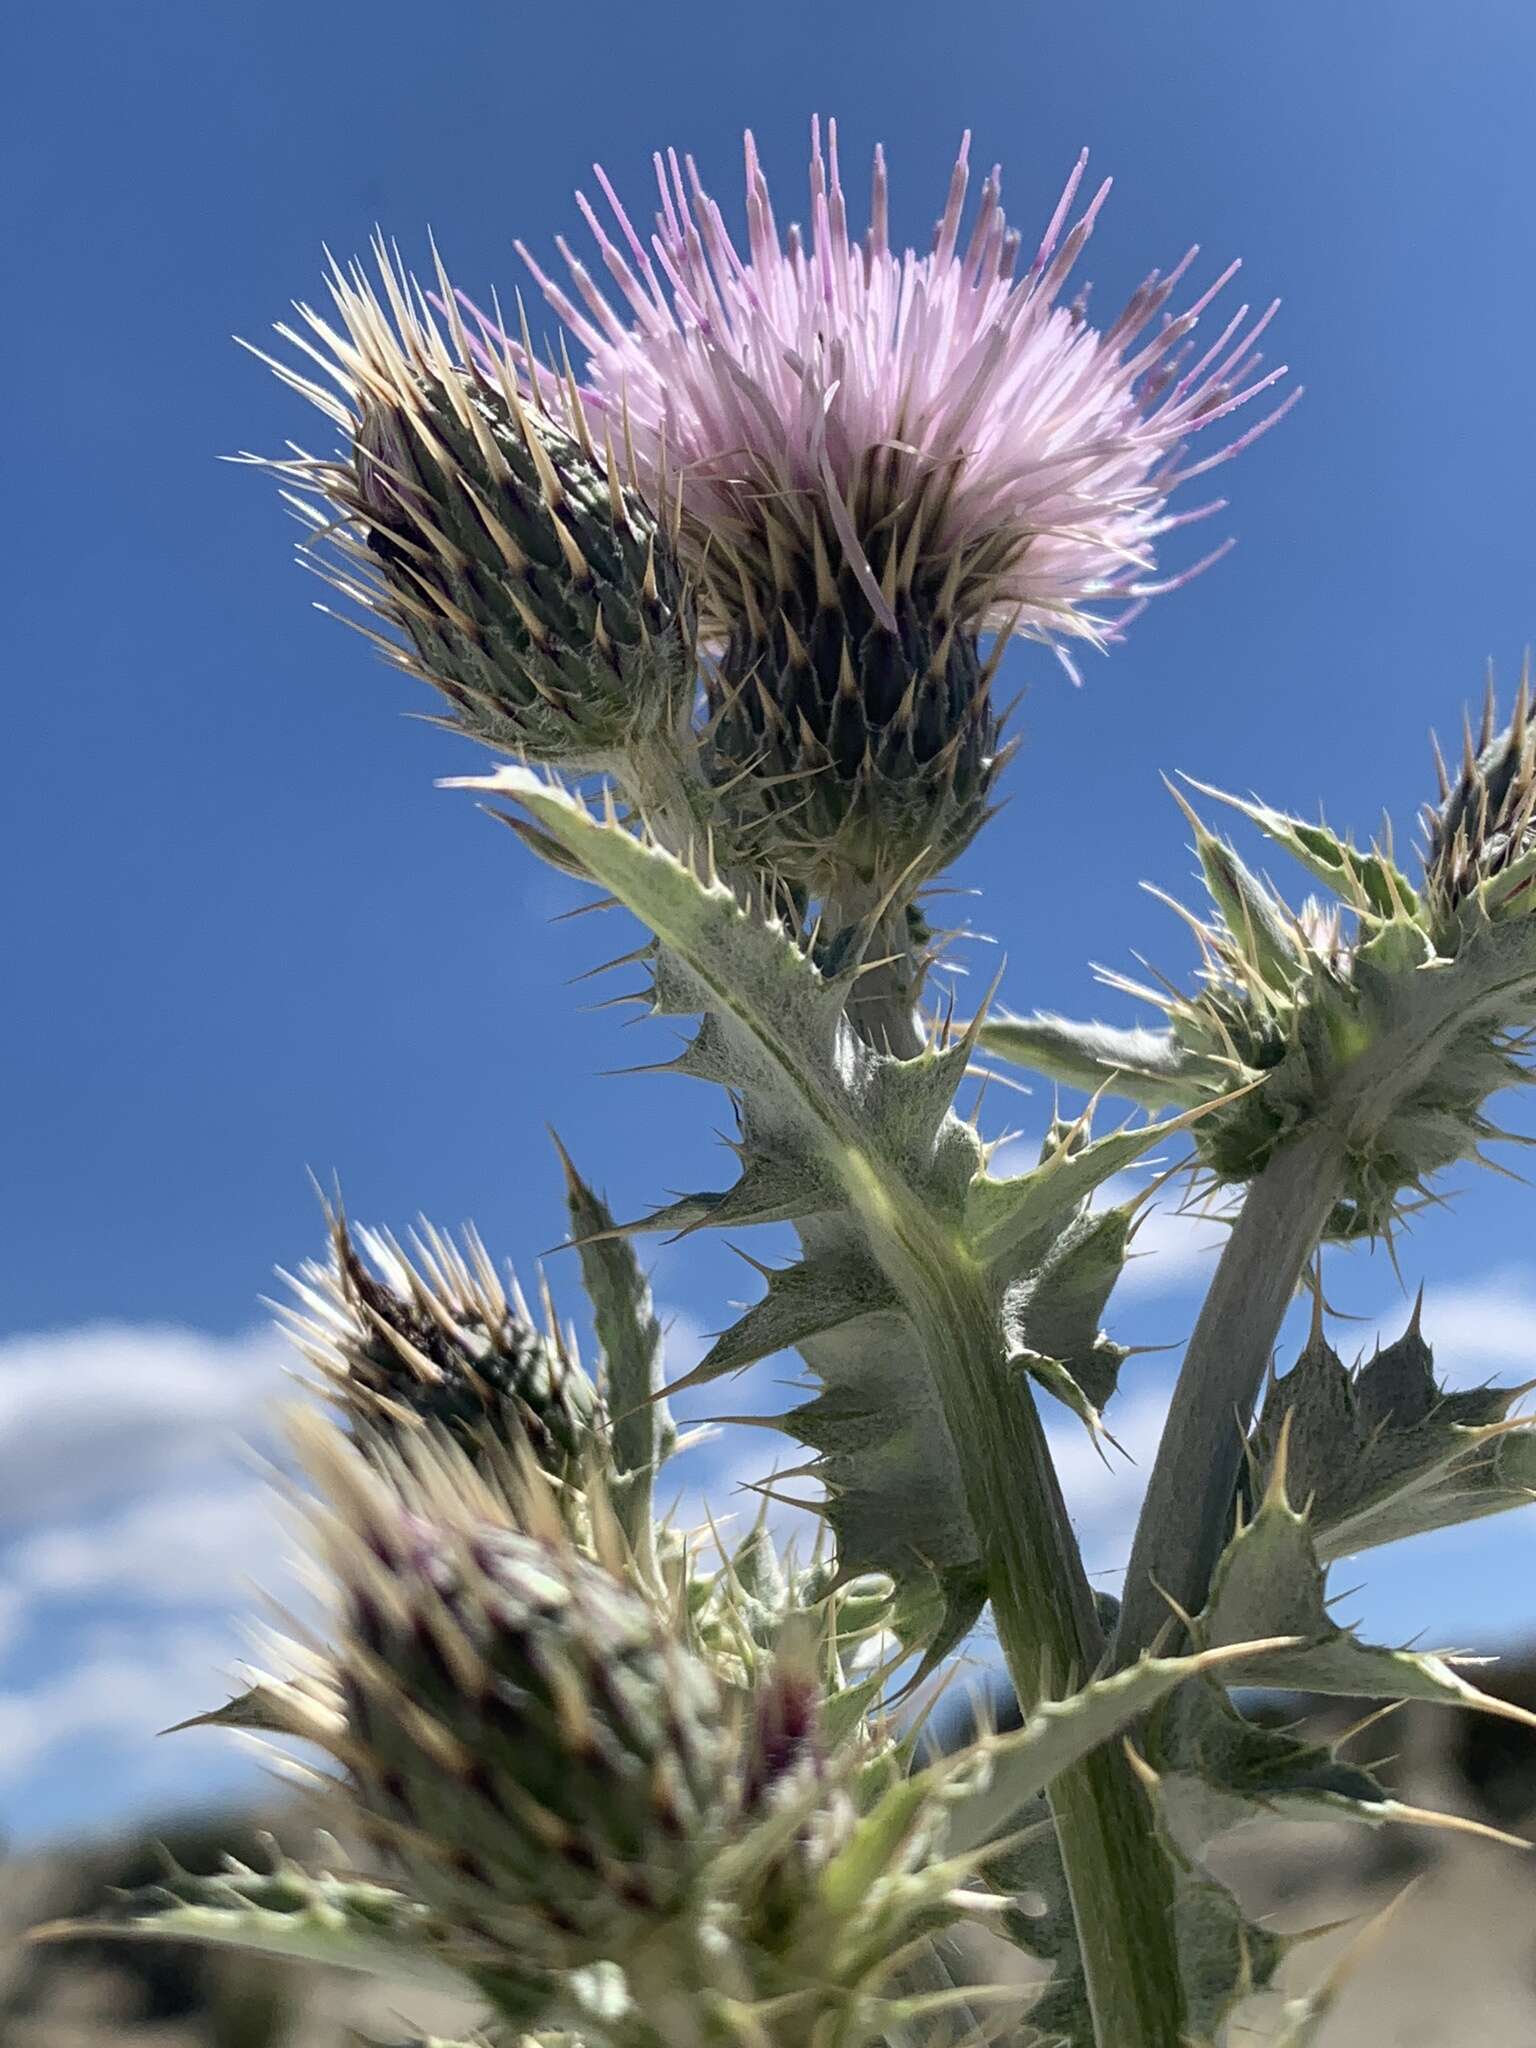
[253,250,696,767]
[490,121,1294,884]
[287,1416,732,1986]
[279,1204,605,1482]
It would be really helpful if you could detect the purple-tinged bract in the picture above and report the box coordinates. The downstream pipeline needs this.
[503,121,1295,886]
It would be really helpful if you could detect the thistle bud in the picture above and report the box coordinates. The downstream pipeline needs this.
[740,1654,826,1820]
[1425,671,1536,924]
[302,1423,731,1976]
[1009,721,1536,1241]
[706,559,1004,892]
[265,251,695,767]
[281,1209,604,1483]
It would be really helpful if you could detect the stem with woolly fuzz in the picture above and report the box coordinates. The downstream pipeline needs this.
[818,878,928,1059]
[881,1213,1185,2048]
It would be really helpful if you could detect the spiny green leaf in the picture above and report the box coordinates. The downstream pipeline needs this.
[1171,1858,1285,2041]
[1182,779,1419,921]
[1146,1681,1391,1859]
[942,1641,1296,1859]
[1190,824,1306,994]
[623,1152,840,1236]
[462,769,1180,1653]
[965,1112,1197,1275]
[977,1015,1215,1110]
[462,771,981,1579]
[1143,1677,1526,1877]
[456,770,869,1160]
[1004,1203,1136,1418]
[1013,1348,1111,1439]
[457,768,1001,1618]
[892,1565,990,1681]
[555,1137,673,1531]
[38,1864,473,1995]
[675,1253,897,1389]
[967,1802,1087,2045]
[1198,1451,1536,1725]
[1248,1303,1536,1562]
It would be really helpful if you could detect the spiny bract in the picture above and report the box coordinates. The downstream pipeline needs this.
[1424,668,1536,929]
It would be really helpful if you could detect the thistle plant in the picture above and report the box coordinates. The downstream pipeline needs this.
[70,123,1536,2048]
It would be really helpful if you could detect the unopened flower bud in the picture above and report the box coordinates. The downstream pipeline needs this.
[1426,671,1536,924]
[302,1426,730,1976]
[282,1209,604,1483]
[732,1642,853,1954]
[265,251,695,767]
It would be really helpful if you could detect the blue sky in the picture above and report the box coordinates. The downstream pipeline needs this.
[8,0,1536,1845]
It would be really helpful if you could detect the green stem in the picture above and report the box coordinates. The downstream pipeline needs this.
[888,1231,1185,2048]
[995,1474,1186,2047]
[819,879,926,1058]
[809,881,1179,2041]
[1113,1125,1347,1666]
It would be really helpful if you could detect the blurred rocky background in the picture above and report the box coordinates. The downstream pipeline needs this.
[0,1806,482,2048]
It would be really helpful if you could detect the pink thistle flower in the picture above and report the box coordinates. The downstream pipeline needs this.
[476,120,1295,887]
[509,120,1292,669]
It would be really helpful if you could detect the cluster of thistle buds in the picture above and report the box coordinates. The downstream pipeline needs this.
[982,670,1536,1243]
[257,119,1292,923]
[88,112,1536,2048]
[175,1240,1048,2047]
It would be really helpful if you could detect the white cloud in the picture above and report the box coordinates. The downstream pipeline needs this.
[8,1481,290,1607]
[5,1263,1532,1828]
[0,1321,310,1817]
[0,1309,837,1820]
[0,1586,26,1664]
[0,1322,289,1530]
